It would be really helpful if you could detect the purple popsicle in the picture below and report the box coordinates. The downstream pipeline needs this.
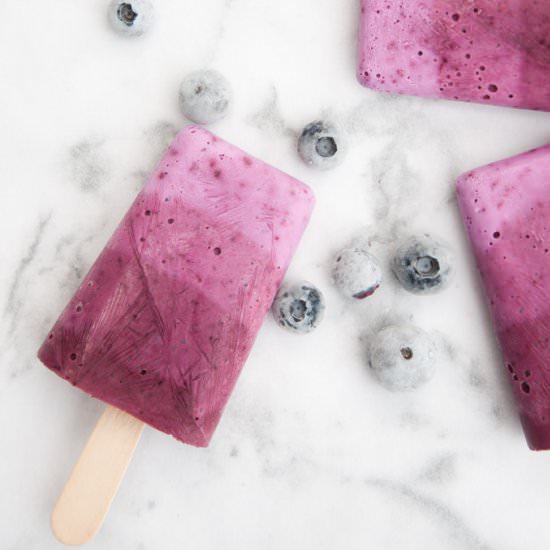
[38,126,315,447]
[457,145,550,450]
[358,0,550,111]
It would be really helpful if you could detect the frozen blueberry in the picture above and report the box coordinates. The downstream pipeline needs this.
[179,70,232,125]
[108,0,154,37]
[333,248,382,299]
[392,235,454,295]
[368,324,436,391]
[297,121,345,170]
[272,281,325,334]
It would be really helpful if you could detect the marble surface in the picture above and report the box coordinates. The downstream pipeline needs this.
[3,1,550,549]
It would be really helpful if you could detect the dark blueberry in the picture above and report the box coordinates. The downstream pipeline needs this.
[297,121,345,170]
[108,0,154,37]
[179,70,232,125]
[391,235,454,294]
[333,248,382,299]
[272,281,325,334]
[368,324,436,391]
[118,3,137,24]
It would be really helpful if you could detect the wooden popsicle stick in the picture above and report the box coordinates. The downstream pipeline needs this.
[51,405,145,546]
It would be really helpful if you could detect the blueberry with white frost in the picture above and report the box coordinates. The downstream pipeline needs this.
[297,121,345,170]
[108,0,154,37]
[179,70,232,125]
[272,281,325,334]
[368,324,436,391]
[392,235,454,294]
[333,248,382,299]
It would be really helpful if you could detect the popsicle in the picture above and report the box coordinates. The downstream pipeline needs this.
[39,125,315,447]
[457,144,550,450]
[357,0,550,111]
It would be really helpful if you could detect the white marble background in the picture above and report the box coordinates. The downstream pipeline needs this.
[2,1,550,549]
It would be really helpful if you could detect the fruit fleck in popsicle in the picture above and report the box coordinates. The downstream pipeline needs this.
[39,126,315,447]
[457,145,550,450]
[358,0,550,111]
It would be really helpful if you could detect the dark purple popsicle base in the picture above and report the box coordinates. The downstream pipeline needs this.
[39,205,270,446]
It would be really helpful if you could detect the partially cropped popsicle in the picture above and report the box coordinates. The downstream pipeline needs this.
[457,145,550,450]
[358,0,550,111]
[39,126,315,447]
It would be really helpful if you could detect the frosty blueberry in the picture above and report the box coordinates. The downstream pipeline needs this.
[297,121,345,170]
[392,235,454,294]
[333,248,382,299]
[368,324,436,391]
[108,0,154,37]
[272,281,325,334]
[179,70,232,125]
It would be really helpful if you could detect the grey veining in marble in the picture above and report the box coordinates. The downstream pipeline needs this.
[3,0,550,549]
